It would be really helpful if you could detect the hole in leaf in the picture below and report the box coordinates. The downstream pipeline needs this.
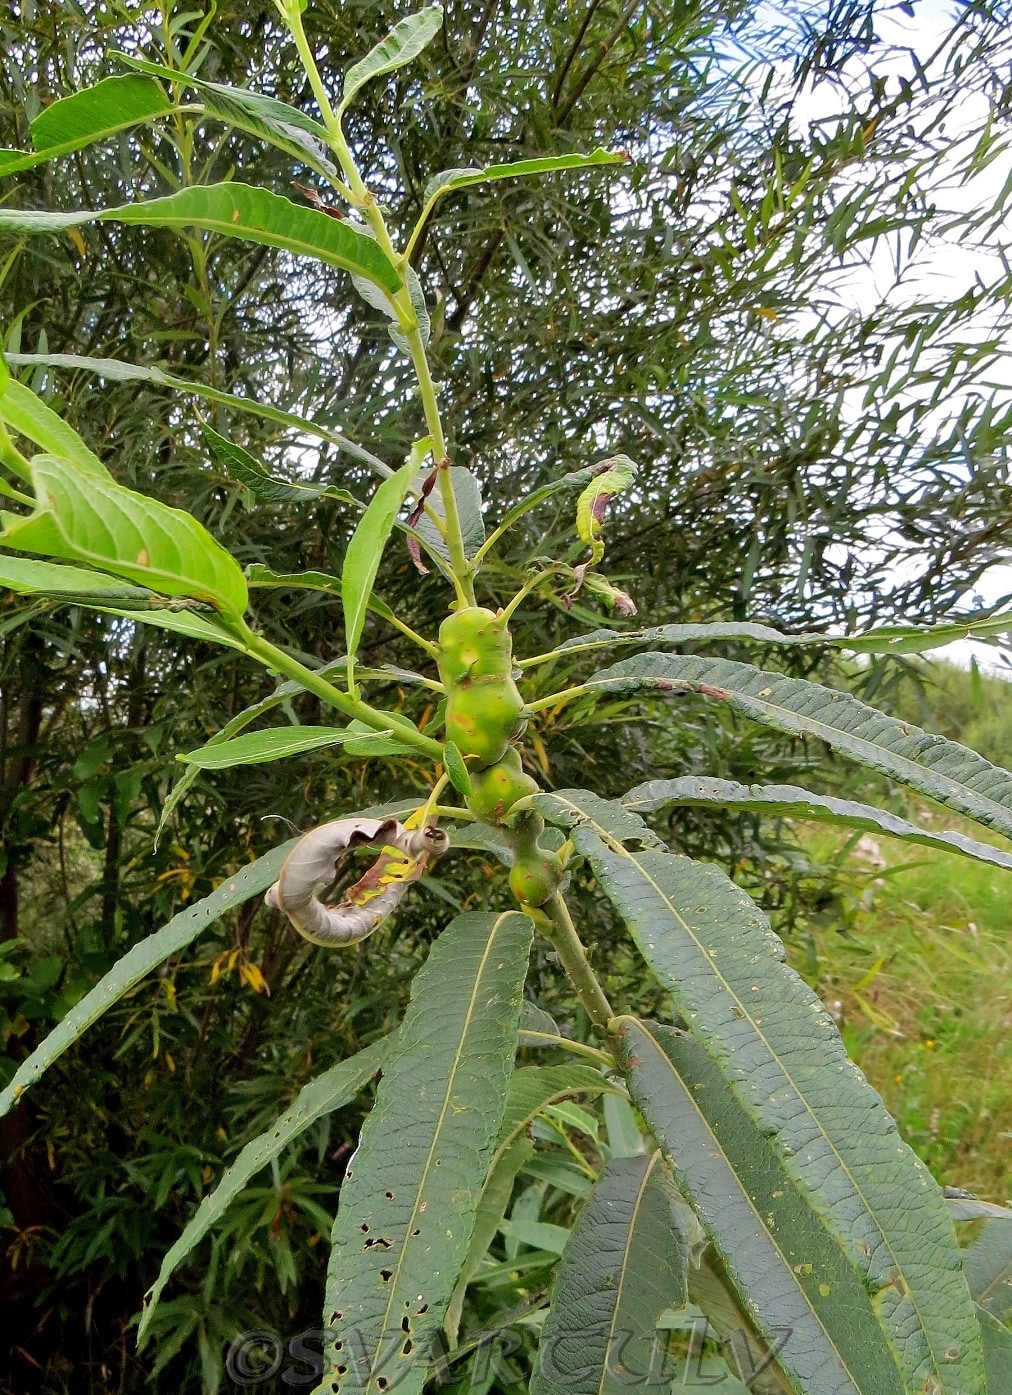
[401,1318,410,1333]
[403,1341,414,1356]
[417,1304,429,1315]
[380,1268,393,1282]
[385,1191,394,1200]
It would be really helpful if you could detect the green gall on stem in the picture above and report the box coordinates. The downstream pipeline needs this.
[443,675,526,766]
[468,746,539,825]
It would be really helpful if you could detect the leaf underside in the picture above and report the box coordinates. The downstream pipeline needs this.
[138,1036,391,1344]
[622,776,1012,870]
[316,909,534,1395]
[590,653,1012,842]
[0,838,297,1118]
[532,1151,687,1395]
[537,789,986,1395]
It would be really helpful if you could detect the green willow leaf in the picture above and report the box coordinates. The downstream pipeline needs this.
[138,1036,390,1345]
[538,789,986,1395]
[623,776,1012,871]
[2,455,248,618]
[342,456,419,671]
[339,5,444,112]
[0,184,402,292]
[0,838,297,1118]
[963,1222,1012,1323]
[526,608,1012,665]
[202,423,358,507]
[518,1000,561,1046]
[444,1136,535,1344]
[446,1061,613,1344]
[0,375,109,478]
[0,554,149,598]
[177,725,378,769]
[343,720,420,757]
[0,75,172,175]
[978,1307,1012,1395]
[5,353,387,475]
[479,463,619,564]
[531,1152,686,1395]
[589,653,1012,842]
[422,149,630,204]
[112,53,337,176]
[154,659,348,844]
[532,788,664,849]
[316,909,533,1395]
[618,1020,901,1395]
[948,1198,1012,1222]
[0,554,248,651]
[413,466,484,559]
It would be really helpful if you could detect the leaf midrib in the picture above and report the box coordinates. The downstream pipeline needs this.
[628,1021,864,1395]
[364,910,520,1394]
[592,661,1012,835]
[555,793,949,1388]
[595,1151,661,1395]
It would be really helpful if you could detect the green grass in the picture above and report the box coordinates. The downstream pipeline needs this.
[783,816,1011,1202]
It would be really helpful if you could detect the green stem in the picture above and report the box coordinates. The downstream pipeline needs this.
[239,625,443,760]
[521,1029,615,1068]
[278,0,474,604]
[543,892,614,1034]
[381,611,440,660]
[500,565,568,623]
[0,419,32,483]
[525,684,591,715]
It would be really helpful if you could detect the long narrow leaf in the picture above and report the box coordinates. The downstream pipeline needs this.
[0,184,402,292]
[423,150,629,205]
[536,789,986,1395]
[529,609,1012,665]
[113,53,337,176]
[962,1222,1012,1322]
[978,1307,1012,1395]
[342,456,419,674]
[138,1036,390,1344]
[318,909,533,1395]
[589,653,1012,841]
[0,76,172,175]
[177,726,377,769]
[203,424,359,507]
[623,776,1012,870]
[0,549,249,652]
[482,464,619,562]
[340,6,444,111]
[5,353,388,476]
[619,1020,902,1395]
[0,838,297,1118]
[531,1152,686,1395]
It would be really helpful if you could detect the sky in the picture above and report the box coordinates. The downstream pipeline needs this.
[782,0,1012,674]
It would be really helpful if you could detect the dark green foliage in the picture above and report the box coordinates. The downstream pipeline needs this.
[1,2,1011,1394]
